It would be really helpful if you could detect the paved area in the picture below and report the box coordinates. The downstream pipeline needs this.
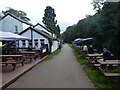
[1,56,46,89]
[7,44,95,88]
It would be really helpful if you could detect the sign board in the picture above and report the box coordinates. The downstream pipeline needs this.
[0,42,2,46]
[43,48,46,53]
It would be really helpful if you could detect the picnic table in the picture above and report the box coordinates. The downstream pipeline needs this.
[0,55,24,71]
[87,53,103,57]
[86,53,103,63]
[96,60,120,77]
[19,51,37,63]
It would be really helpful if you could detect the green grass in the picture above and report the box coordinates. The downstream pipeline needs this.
[108,66,120,73]
[68,44,113,89]
[44,49,61,61]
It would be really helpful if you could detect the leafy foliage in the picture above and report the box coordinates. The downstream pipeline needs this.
[42,6,60,38]
[2,7,30,22]
[62,2,120,59]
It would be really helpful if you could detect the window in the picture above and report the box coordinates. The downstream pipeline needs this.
[40,39,45,46]
[29,40,32,45]
[14,25,18,34]
[34,39,38,45]
[22,40,26,47]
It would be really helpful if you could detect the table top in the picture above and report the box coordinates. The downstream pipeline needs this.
[0,55,22,57]
[20,51,36,54]
[87,53,103,57]
[97,60,120,64]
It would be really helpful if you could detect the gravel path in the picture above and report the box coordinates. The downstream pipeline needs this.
[8,44,95,88]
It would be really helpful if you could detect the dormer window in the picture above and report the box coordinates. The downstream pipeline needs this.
[14,25,18,34]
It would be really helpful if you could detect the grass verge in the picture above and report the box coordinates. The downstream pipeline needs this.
[44,49,61,61]
[68,44,114,89]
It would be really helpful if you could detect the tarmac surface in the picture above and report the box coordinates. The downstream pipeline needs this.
[7,44,95,88]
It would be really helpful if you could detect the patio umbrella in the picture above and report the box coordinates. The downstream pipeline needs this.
[0,31,30,54]
[0,31,30,40]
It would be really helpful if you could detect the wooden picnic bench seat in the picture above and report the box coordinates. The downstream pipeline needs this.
[0,61,24,71]
[97,67,120,77]
[94,64,109,67]
[104,73,120,77]
[94,64,101,67]
[19,51,38,63]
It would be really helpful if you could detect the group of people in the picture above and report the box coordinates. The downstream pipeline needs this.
[82,44,111,61]
[82,45,94,54]
[27,44,40,51]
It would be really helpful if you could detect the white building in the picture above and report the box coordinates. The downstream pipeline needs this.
[0,13,60,53]
[19,27,53,53]
[0,13,33,33]
[33,23,59,52]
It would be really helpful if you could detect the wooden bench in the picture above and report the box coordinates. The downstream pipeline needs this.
[0,61,24,71]
[104,73,120,77]
[19,52,37,63]
[94,64,109,67]
[98,67,120,77]
[94,64,101,67]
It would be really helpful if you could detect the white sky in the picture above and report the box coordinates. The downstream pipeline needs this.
[0,0,96,32]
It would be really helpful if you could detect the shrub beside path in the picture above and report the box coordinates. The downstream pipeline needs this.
[8,44,95,88]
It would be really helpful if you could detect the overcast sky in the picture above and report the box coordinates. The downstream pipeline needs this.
[0,0,96,32]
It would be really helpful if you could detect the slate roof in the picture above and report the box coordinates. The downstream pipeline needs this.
[34,23,54,34]
[0,13,33,26]
[19,27,53,39]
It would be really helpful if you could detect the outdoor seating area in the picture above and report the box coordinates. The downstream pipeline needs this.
[0,31,49,71]
[73,45,120,78]
[0,48,48,71]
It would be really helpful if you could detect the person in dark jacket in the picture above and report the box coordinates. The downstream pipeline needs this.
[88,45,94,54]
[103,48,111,61]
[27,45,32,51]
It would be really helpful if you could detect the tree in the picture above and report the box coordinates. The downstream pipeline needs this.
[42,6,59,36]
[56,25,60,38]
[43,6,61,53]
[62,2,120,59]
[2,7,30,22]
[92,0,105,12]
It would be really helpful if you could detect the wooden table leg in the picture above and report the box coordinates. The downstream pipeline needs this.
[101,64,107,72]
[12,63,16,71]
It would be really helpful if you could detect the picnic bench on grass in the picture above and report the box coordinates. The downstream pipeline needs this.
[96,60,120,77]
[86,53,103,63]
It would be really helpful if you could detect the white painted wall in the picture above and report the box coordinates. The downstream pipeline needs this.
[19,29,31,48]
[32,31,49,49]
[19,29,50,52]
[0,20,2,31]
[51,40,59,52]
[1,15,23,33]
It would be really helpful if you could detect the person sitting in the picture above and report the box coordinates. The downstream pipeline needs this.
[88,45,94,54]
[35,44,39,51]
[27,45,32,51]
[83,45,88,54]
[103,48,111,61]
